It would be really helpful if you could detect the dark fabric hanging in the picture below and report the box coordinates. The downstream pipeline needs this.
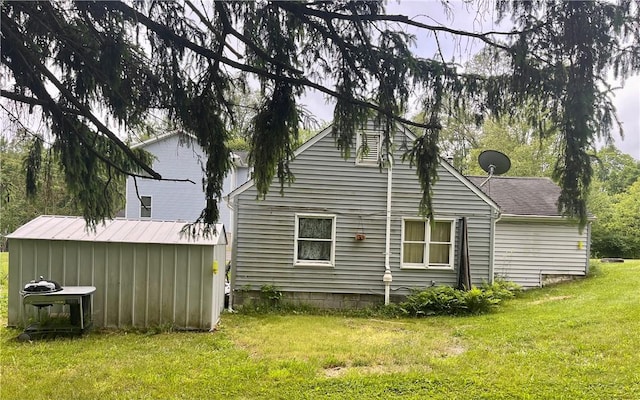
[457,217,472,291]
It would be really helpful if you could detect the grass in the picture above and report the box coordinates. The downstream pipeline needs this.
[1,257,639,399]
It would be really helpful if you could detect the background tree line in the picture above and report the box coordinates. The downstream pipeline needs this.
[1,133,84,250]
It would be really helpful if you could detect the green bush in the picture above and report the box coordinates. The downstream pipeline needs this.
[399,281,519,317]
[401,286,466,316]
[482,278,521,300]
[259,284,283,309]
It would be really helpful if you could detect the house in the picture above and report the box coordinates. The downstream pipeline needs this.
[124,131,249,236]
[227,122,592,309]
[227,122,502,309]
[467,176,591,288]
[7,216,227,330]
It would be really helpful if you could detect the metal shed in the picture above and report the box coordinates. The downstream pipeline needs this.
[7,216,227,331]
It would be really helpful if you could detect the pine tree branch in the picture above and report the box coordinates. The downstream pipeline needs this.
[210,1,305,77]
[105,1,442,130]
[2,18,162,180]
[277,2,516,53]
[1,90,82,116]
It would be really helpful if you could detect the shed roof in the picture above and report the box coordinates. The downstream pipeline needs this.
[7,216,227,246]
[466,176,562,216]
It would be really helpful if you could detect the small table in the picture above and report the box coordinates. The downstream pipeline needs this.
[19,286,96,341]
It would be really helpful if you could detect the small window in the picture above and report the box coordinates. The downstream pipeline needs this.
[402,218,455,269]
[355,131,381,166]
[140,196,152,218]
[294,214,336,266]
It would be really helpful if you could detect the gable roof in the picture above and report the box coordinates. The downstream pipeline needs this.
[7,215,227,246]
[466,176,563,217]
[227,122,499,211]
[132,131,248,168]
[131,130,196,149]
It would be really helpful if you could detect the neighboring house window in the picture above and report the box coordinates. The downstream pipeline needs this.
[355,131,381,166]
[140,196,152,218]
[294,214,336,266]
[402,218,456,269]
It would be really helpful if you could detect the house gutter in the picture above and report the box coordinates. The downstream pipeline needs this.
[383,161,393,305]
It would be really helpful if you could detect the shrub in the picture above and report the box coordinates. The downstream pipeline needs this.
[401,286,466,316]
[482,279,521,301]
[399,281,519,317]
[260,284,283,309]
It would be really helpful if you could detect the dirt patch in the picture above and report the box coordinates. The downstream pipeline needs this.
[323,364,429,378]
[324,366,346,378]
[442,344,465,357]
[531,295,573,305]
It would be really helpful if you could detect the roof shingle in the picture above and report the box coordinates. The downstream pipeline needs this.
[466,176,561,216]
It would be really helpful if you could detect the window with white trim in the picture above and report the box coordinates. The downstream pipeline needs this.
[140,196,152,218]
[294,214,336,266]
[402,218,456,269]
[355,131,382,166]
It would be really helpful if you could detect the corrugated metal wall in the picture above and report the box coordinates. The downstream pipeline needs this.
[8,239,226,330]
[233,125,494,298]
[494,220,589,288]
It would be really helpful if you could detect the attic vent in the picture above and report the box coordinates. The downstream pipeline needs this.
[356,132,381,166]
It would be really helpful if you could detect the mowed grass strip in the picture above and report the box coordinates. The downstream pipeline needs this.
[1,257,639,399]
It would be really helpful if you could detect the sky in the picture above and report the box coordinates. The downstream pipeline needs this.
[301,1,640,160]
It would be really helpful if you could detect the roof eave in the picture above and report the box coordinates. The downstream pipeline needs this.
[499,214,595,223]
[131,130,197,149]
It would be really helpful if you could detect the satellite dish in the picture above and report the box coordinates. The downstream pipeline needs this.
[478,150,511,186]
[479,150,511,175]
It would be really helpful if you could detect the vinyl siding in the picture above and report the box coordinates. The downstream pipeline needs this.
[494,220,589,288]
[125,135,206,222]
[233,125,494,298]
[124,134,249,229]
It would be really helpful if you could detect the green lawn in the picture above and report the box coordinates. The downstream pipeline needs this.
[1,257,639,399]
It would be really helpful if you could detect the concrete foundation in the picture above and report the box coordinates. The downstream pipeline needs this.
[233,290,402,310]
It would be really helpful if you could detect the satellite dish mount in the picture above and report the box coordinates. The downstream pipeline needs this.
[478,150,511,187]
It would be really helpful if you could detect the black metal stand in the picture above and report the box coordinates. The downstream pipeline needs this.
[19,286,96,341]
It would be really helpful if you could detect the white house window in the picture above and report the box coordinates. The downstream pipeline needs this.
[140,196,152,218]
[294,214,336,266]
[402,218,456,269]
[355,131,381,166]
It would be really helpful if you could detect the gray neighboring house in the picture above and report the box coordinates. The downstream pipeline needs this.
[228,122,501,309]
[125,131,250,236]
[467,176,591,288]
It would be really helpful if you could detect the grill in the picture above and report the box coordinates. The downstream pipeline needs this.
[22,276,62,293]
[18,277,96,341]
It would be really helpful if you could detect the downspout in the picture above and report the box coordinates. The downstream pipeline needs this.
[228,153,240,237]
[489,209,502,285]
[229,168,236,236]
[226,194,236,312]
[383,160,393,305]
[585,222,592,275]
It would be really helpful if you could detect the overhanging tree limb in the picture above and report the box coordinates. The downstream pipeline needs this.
[1,16,162,180]
[105,0,443,130]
